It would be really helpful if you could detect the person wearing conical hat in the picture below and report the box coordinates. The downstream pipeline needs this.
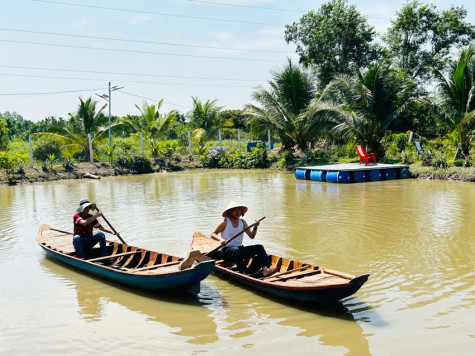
[72,198,118,259]
[210,201,277,277]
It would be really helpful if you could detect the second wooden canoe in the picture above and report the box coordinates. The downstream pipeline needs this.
[191,232,369,303]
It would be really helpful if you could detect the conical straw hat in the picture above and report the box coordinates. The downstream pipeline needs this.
[222,201,248,217]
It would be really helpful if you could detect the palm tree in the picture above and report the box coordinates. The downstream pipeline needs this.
[434,45,475,159]
[121,100,176,158]
[188,97,223,152]
[33,97,109,160]
[246,59,339,153]
[323,61,416,156]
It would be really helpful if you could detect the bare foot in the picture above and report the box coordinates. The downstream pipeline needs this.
[262,267,278,277]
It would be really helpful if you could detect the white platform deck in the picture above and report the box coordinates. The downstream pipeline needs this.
[297,163,410,172]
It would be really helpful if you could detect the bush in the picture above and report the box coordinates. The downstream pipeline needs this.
[33,138,62,162]
[0,152,28,181]
[431,152,448,168]
[115,153,153,173]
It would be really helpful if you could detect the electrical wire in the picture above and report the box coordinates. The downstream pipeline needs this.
[0,39,283,63]
[32,0,285,27]
[117,90,191,109]
[0,65,265,82]
[0,27,293,55]
[0,72,256,88]
[183,0,304,13]
[0,87,107,96]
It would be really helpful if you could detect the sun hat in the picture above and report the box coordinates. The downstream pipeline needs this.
[76,198,94,213]
[222,201,248,217]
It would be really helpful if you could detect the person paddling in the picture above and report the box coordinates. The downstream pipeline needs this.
[210,201,277,277]
[72,198,120,259]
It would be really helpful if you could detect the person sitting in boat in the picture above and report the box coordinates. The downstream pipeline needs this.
[210,201,277,277]
[73,198,118,259]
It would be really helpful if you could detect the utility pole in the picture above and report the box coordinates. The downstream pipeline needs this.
[96,82,124,147]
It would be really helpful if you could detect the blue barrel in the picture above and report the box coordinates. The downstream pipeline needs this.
[352,170,367,183]
[398,167,411,179]
[310,170,327,182]
[339,171,351,183]
[384,168,397,180]
[368,169,382,181]
[295,169,310,180]
[326,171,351,183]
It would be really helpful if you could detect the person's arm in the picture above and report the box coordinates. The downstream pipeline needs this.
[244,219,260,239]
[210,220,227,246]
[78,211,103,226]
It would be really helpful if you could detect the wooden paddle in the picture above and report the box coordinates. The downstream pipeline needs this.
[92,204,127,245]
[205,216,266,256]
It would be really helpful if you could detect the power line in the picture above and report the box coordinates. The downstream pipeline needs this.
[0,87,107,96]
[183,0,305,13]
[32,0,285,27]
[0,27,293,55]
[0,72,257,88]
[0,39,283,63]
[0,65,265,82]
[117,90,191,110]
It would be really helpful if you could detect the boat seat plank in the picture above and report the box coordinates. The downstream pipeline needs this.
[127,260,183,271]
[266,269,321,283]
[88,250,141,262]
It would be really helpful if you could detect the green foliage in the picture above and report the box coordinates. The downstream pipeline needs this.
[0,116,9,150]
[246,59,339,153]
[324,61,417,156]
[284,0,379,86]
[158,140,178,158]
[434,45,475,159]
[0,152,28,179]
[234,146,270,169]
[121,100,176,158]
[33,138,62,162]
[115,153,153,174]
[200,145,270,169]
[431,152,448,168]
[32,96,109,161]
[384,0,475,82]
[189,97,224,142]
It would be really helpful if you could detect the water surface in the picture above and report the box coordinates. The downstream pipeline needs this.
[0,171,474,355]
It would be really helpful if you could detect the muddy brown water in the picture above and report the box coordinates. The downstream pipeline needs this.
[0,171,474,355]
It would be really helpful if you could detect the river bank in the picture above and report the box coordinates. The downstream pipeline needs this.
[1,160,475,186]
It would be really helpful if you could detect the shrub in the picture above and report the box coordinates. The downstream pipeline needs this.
[115,153,153,173]
[0,152,28,181]
[33,138,62,162]
[431,152,448,168]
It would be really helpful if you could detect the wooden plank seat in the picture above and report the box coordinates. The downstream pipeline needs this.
[126,259,183,271]
[87,250,141,262]
[266,268,321,283]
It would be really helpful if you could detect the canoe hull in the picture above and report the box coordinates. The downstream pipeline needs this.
[214,266,369,303]
[37,225,214,295]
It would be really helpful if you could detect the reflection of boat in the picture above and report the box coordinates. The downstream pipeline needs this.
[37,225,214,294]
[39,258,220,345]
[192,232,369,303]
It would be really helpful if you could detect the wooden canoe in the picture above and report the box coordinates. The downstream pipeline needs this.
[37,225,215,295]
[192,232,369,303]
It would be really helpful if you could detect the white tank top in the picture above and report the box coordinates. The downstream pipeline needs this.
[221,217,244,247]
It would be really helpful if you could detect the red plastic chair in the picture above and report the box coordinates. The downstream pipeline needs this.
[355,145,376,165]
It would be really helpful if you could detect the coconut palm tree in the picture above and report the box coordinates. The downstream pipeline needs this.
[121,100,176,158]
[323,61,416,156]
[33,97,109,160]
[187,97,223,152]
[434,45,475,159]
[246,59,339,153]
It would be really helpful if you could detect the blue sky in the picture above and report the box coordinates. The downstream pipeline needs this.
[1,0,474,122]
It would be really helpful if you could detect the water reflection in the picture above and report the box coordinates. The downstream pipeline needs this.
[40,257,220,345]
